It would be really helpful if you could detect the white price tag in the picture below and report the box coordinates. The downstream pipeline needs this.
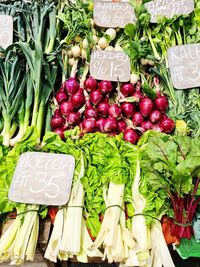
[145,0,194,23]
[168,44,200,89]
[90,50,130,82]
[93,0,136,28]
[9,152,75,206]
[0,15,13,49]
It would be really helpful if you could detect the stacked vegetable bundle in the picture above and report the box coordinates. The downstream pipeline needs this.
[0,129,178,266]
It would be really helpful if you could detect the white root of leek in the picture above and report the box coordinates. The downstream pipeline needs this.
[91,182,124,251]
[91,182,128,263]
[11,205,39,265]
[59,153,85,256]
[131,154,148,254]
[44,208,64,263]
[25,214,39,261]
[59,180,84,255]
[151,221,175,267]
[0,217,20,262]
[79,218,103,259]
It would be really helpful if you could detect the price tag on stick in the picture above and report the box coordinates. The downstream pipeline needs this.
[93,0,137,28]
[145,0,194,23]
[9,152,75,206]
[168,44,200,89]
[0,15,13,49]
[90,50,131,82]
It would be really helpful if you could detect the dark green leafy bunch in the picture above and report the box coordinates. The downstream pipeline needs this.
[138,130,200,224]
[57,0,93,46]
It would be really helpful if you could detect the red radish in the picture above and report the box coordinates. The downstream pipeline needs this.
[121,102,135,118]
[71,93,85,109]
[58,84,65,92]
[109,132,117,136]
[55,91,68,104]
[98,80,112,94]
[84,76,98,92]
[149,110,162,123]
[90,90,103,105]
[108,104,121,119]
[161,118,175,133]
[85,107,98,119]
[62,123,69,131]
[54,109,61,116]
[54,128,65,140]
[132,112,144,126]
[118,120,127,132]
[141,121,153,131]
[139,97,154,117]
[123,129,138,144]
[96,117,106,132]
[104,117,118,132]
[132,90,144,102]
[51,115,65,129]
[67,112,80,125]
[64,78,79,95]
[155,95,168,113]
[60,101,74,116]
[97,102,110,117]
[153,124,163,132]
[121,83,135,97]
[82,118,96,133]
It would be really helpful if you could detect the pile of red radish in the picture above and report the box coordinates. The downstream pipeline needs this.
[51,76,175,144]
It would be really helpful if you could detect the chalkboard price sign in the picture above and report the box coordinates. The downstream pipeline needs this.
[93,0,137,28]
[9,152,75,206]
[90,50,130,82]
[168,44,200,89]
[0,15,13,49]
[145,0,194,23]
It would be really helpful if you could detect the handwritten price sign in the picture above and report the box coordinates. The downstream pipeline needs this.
[0,15,13,49]
[168,44,200,89]
[9,152,75,206]
[145,0,194,23]
[90,50,130,82]
[93,0,136,28]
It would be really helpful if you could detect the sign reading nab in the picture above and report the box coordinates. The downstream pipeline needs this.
[9,152,75,206]
[94,0,137,28]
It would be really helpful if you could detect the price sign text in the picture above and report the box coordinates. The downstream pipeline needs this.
[90,50,130,82]
[145,0,194,23]
[94,1,136,28]
[168,44,200,89]
[9,152,75,206]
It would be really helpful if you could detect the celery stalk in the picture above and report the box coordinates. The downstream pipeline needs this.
[44,208,64,263]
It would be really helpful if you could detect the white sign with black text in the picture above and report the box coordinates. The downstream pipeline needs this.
[168,44,200,89]
[145,0,194,23]
[93,0,137,28]
[9,152,75,206]
[90,50,131,82]
[0,15,13,49]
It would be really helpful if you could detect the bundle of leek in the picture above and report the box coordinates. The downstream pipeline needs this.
[0,205,39,264]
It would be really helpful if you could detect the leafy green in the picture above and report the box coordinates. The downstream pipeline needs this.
[138,131,200,224]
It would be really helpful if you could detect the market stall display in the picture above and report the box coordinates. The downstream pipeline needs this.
[0,0,199,266]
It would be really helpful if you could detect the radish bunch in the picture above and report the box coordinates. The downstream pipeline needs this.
[51,76,175,144]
